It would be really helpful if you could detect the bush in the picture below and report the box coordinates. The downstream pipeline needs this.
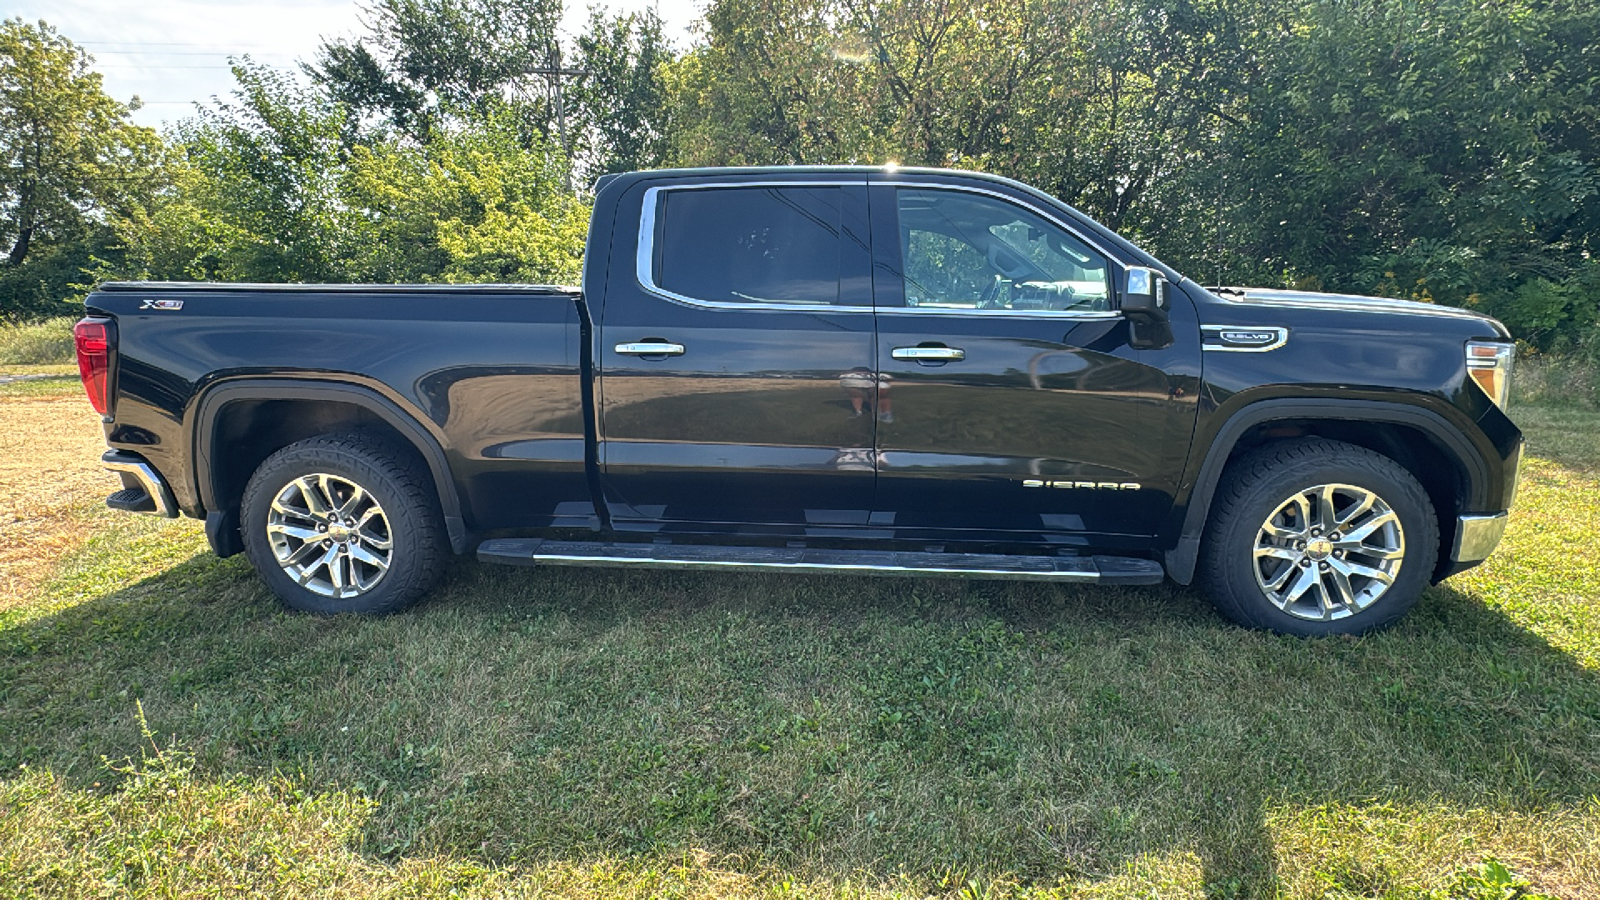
[0,317,76,366]
[1513,330,1600,410]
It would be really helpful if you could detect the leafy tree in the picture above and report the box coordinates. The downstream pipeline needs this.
[1214,0,1600,345]
[120,61,585,286]
[0,18,165,318]
[306,0,565,145]
[571,6,675,179]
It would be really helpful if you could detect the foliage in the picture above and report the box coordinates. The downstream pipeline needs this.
[0,18,167,319]
[306,0,674,185]
[307,0,564,142]
[0,315,73,365]
[570,7,675,180]
[1513,329,1600,410]
[1213,0,1600,345]
[116,61,587,286]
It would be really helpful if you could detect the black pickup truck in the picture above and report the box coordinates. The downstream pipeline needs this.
[74,166,1522,635]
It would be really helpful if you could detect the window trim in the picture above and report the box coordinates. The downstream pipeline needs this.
[880,181,1123,320]
[636,178,1131,319]
[636,181,872,313]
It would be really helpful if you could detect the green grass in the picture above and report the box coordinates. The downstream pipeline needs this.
[0,373,79,399]
[0,317,75,366]
[2,410,1598,897]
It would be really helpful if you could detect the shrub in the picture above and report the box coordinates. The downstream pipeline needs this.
[1513,329,1600,410]
[0,317,76,366]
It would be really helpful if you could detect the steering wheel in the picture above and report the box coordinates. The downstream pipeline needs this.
[976,274,1006,309]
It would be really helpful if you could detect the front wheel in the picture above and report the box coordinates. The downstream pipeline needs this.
[240,434,446,615]
[1199,439,1438,636]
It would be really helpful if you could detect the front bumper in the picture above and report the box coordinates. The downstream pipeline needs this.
[1451,512,1509,564]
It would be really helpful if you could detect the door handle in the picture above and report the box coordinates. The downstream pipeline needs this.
[891,346,965,362]
[615,341,686,357]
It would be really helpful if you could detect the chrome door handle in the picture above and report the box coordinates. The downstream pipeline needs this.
[891,346,965,362]
[615,341,686,357]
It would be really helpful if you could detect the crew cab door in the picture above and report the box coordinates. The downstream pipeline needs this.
[867,179,1190,543]
[596,176,878,531]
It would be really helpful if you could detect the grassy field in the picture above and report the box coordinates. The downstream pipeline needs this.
[0,378,1596,898]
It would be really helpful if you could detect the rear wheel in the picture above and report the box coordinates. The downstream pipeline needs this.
[1199,438,1438,636]
[241,434,445,614]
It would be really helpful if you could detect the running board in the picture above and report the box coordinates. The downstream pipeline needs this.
[476,539,1165,585]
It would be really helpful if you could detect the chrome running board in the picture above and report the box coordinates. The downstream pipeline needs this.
[477,539,1165,585]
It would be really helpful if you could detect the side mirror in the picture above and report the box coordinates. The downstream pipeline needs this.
[1122,266,1173,350]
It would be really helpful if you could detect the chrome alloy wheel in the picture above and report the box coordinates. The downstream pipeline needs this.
[1252,483,1405,621]
[266,473,392,600]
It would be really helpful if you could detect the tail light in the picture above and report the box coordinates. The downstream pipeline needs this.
[1466,340,1514,410]
[74,317,113,415]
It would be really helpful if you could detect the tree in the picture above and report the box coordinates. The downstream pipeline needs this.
[306,0,565,145]
[120,61,586,286]
[0,18,165,317]
[571,6,675,179]
[1213,0,1600,345]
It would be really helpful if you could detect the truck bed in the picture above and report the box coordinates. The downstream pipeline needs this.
[86,281,592,536]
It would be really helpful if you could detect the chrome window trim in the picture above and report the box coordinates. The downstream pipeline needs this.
[636,179,1130,320]
[882,306,1124,321]
[1200,324,1290,352]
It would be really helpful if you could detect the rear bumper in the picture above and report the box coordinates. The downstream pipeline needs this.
[103,450,177,518]
[1451,512,1508,564]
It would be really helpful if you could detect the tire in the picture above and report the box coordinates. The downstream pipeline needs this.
[240,433,446,615]
[1199,438,1438,636]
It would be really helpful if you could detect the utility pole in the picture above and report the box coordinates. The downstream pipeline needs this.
[528,42,587,192]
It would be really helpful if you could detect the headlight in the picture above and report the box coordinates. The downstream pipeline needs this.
[1466,341,1514,409]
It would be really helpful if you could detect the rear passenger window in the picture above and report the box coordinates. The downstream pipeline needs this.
[653,187,842,306]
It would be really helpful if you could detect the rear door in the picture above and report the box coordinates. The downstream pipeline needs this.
[867,178,1184,543]
[596,176,879,533]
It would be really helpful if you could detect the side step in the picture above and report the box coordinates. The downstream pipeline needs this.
[476,539,1165,585]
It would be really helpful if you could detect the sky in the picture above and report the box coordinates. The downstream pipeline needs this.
[9,0,704,129]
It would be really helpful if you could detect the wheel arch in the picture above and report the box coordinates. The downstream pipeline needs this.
[190,379,469,557]
[1165,399,1490,585]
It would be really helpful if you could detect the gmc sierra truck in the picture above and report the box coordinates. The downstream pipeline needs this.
[74,166,1522,636]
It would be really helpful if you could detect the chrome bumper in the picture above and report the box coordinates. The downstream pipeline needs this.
[103,450,178,518]
[1452,512,1509,563]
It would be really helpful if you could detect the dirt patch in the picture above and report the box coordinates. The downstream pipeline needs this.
[0,393,116,608]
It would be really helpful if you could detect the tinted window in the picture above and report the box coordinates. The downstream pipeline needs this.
[655,186,842,305]
[897,188,1111,312]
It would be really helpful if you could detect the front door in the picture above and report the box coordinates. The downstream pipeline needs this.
[868,181,1184,543]
[597,177,879,532]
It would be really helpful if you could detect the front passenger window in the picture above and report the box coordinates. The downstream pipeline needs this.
[897,188,1111,313]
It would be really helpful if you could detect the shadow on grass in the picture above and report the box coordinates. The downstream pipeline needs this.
[2,551,1596,896]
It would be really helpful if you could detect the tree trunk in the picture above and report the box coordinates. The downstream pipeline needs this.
[5,226,30,267]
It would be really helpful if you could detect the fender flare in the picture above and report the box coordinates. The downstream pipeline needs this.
[1164,398,1490,584]
[191,379,469,555]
